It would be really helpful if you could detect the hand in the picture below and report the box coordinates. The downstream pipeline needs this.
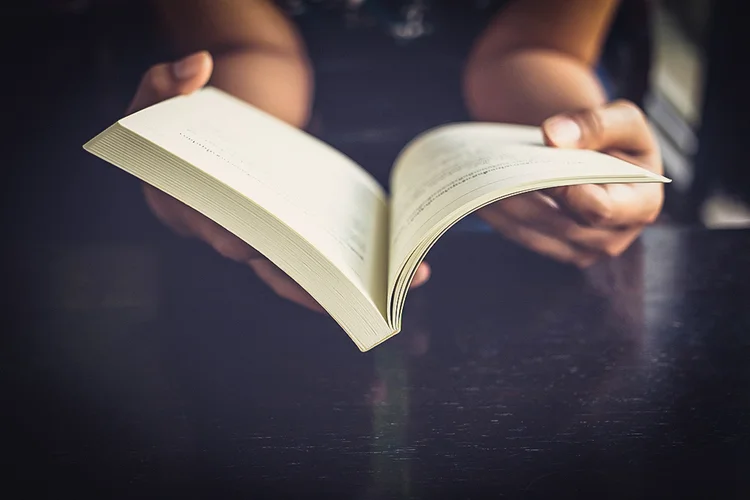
[478,100,663,268]
[128,51,430,311]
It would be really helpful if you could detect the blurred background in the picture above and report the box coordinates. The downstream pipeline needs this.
[3,0,748,245]
[645,0,749,228]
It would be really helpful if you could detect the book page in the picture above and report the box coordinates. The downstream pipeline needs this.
[121,87,389,313]
[388,123,667,291]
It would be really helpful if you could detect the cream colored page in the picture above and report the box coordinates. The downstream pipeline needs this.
[121,87,388,308]
[389,122,665,287]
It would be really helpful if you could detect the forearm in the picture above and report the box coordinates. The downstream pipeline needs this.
[463,0,618,125]
[463,50,607,126]
[153,0,312,127]
[209,48,312,128]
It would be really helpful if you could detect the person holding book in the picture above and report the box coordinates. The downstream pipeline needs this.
[123,0,664,313]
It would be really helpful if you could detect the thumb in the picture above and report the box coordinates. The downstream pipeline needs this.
[126,51,213,114]
[541,100,654,155]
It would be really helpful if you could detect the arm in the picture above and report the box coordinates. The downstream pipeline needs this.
[153,0,313,127]
[463,0,619,125]
[463,0,664,268]
[123,2,326,311]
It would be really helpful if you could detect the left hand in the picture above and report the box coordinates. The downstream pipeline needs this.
[127,52,431,313]
[478,100,664,268]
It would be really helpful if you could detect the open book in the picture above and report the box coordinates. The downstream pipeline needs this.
[84,87,668,351]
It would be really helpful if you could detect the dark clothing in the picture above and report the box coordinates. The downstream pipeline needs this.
[273,1,509,183]
[275,1,507,44]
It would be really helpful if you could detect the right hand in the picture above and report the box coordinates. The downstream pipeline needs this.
[127,51,430,312]
[478,101,663,269]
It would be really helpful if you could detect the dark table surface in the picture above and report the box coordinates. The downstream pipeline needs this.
[4,223,750,498]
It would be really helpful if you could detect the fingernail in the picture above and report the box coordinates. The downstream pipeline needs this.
[171,52,205,80]
[414,265,427,283]
[545,117,581,147]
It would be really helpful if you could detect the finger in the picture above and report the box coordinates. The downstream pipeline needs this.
[547,180,663,228]
[545,183,614,227]
[189,213,262,263]
[490,192,637,254]
[483,210,599,268]
[542,99,657,158]
[491,192,588,239]
[127,51,213,114]
[142,185,194,237]
[410,262,431,289]
[144,184,262,261]
[588,226,643,258]
[248,259,325,313]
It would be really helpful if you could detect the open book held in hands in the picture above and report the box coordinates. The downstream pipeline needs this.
[84,87,669,351]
